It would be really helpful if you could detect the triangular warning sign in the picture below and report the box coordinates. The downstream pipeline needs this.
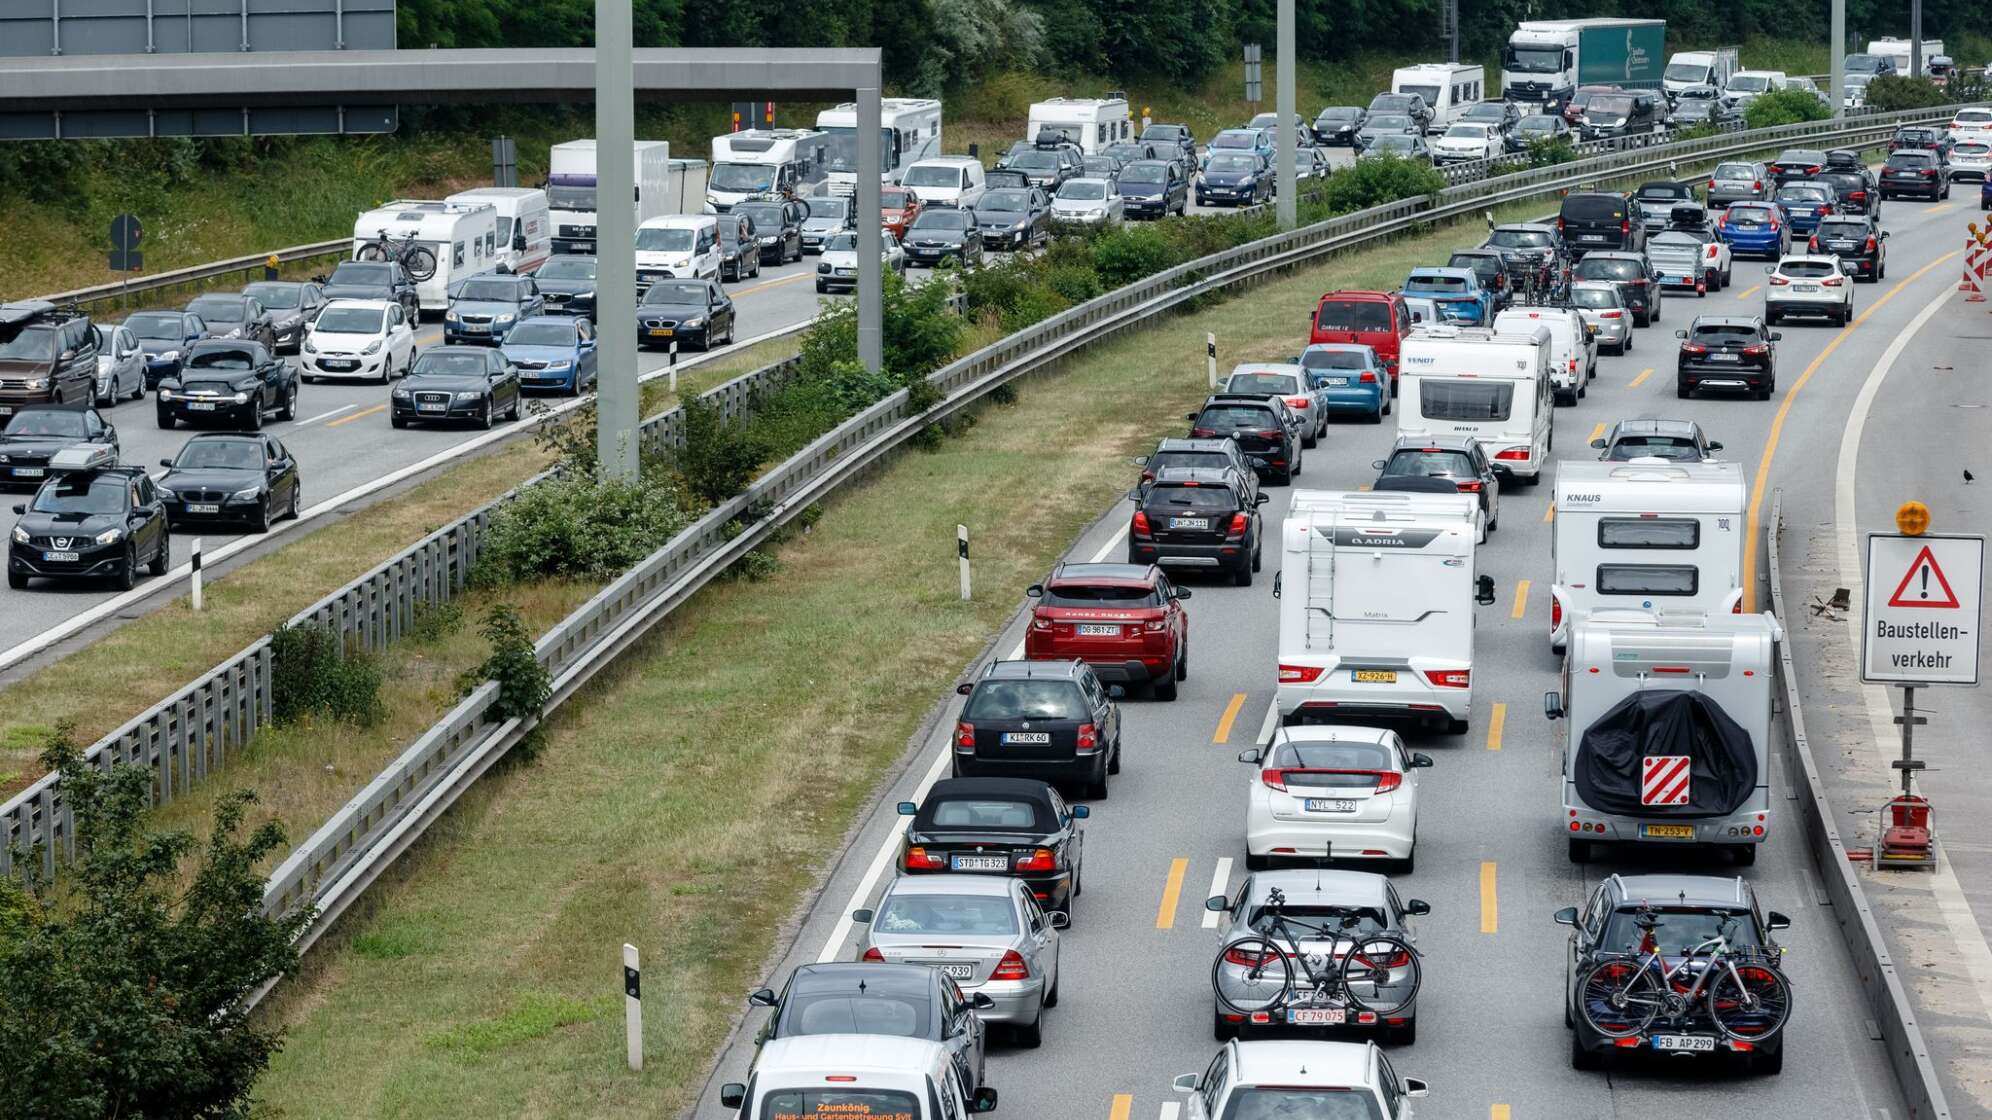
[1886,545,1962,609]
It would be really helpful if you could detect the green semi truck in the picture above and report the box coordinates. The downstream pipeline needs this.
[1501,18,1667,110]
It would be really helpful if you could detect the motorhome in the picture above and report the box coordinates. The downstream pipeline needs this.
[445,187,552,275]
[815,98,944,194]
[1549,460,1747,652]
[1501,18,1667,111]
[1869,37,1946,77]
[1663,47,1740,98]
[1027,95,1132,155]
[349,199,499,314]
[1275,489,1496,735]
[1545,610,1778,864]
[1396,325,1554,485]
[706,128,833,212]
[1392,63,1488,133]
[546,140,705,255]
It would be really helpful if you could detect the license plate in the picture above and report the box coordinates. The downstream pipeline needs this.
[1170,517,1209,530]
[1643,823,1697,839]
[1077,624,1120,637]
[1353,669,1397,683]
[1794,284,1818,293]
[951,854,1009,871]
[464,323,488,333]
[1287,1008,1346,1025]
[418,401,447,412]
[648,328,674,337]
[1710,352,1739,361]
[938,963,975,980]
[323,361,355,371]
[10,467,42,478]
[1305,799,1360,813]
[1581,234,1608,242]
[43,550,78,562]
[187,401,216,411]
[1002,732,1050,744]
[1325,376,1349,386]
[188,503,220,514]
[1652,1034,1716,1052]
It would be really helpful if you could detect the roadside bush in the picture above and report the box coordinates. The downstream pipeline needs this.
[462,603,551,727]
[1319,156,1447,213]
[1744,89,1831,129]
[675,396,773,506]
[1091,223,1182,287]
[796,269,965,386]
[1863,75,1949,112]
[269,621,385,727]
[1524,137,1580,167]
[475,471,698,583]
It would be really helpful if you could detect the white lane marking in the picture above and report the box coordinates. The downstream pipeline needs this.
[1201,857,1234,928]
[1832,281,1992,1027]
[1159,1103,1181,1120]
[1254,697,1279,746]
[1089,522,1131,563]
[295,403,357,426]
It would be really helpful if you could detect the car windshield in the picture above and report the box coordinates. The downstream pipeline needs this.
[1219,1090,1385,1120]
[1225,372,1300,395]
[314,307,384,334]
[1486,229,1551,250]
[1570,287,1620,309]
[31,475,128,515]
[1675,102,1717,119]
[1383,449,1476,478]
[925,797,1046,832]
[824,233,865,253]
[1445,124,1491,139]
[1518,117,1559,133]
[330,262,395,286]
[188,297,247,322]
[1042,582,1162,607]
[1729,75,1770,92]
[173,438,262,469]
[537,257,596,281]
[634,227,697,252]
[186,348,255,370]
[759,1089,922,1120]
[1057,180,1108,200]
[779,988,931,1039]
[912,210,971,231]
[1589,95,1637,116]
[4,410,87,437]
[737,203,786,227]
[1601,907,1761,955]
[904,163,966,187]
[122,314,186,341]
[1145,485,1238,511]
[411,352,488,376]
[1208,154,1258,173]
[1212,132,1257,149]
[1197,405,1277,430]
[978,190,1032,213]
[1406,273,1468,292]
[1300,348,1372,370]
[874,892,1019,936]
[1119,163,1166,184]
[1316,300,1391,332]
[1608,436,1701,461]
[1318,107,1362,121]
[709,163,775,192]
[242,283,300,309]
[0,325,57,360]
[1463,105,1506,122]
[804,198,849,221]
[1575,258,1642,281]
[643,282,709,305]
[1367,114,1413,132]
[1370,136,1417,153]
[1664,62,1711,82]
[455,280,519,302]
[505,321,577,347]
[1007,151,1062,171]
[963,680,1087,721]
[879,188,915,211]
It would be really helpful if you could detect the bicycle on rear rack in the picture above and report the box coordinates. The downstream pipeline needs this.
[1575,905,1792,1046]
[1210,887,1422,1028]
[355,231,438,283]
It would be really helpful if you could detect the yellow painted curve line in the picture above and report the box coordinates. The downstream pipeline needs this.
[1213,692,1247,744]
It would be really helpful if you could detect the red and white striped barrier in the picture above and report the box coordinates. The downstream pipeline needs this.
[1966,224,1991,302]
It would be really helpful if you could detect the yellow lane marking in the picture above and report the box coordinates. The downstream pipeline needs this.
[1214,692,1247,744]
[1492,1107,1512,1120]
[1510,579,1530,620]
[1480,862,1498,933]
[733,271,813,299]
[1486,703,1507,752]
[1109,1094,1133,1120]
[1927,203,1957,215]
[1586,421,1606,444]
[1629,367,1654,388]
[1542,504,1555,523]
[1734,284,1761,301]
[1741,250,1958,611]
[1156,857,1189,930]
[327,403,385,428]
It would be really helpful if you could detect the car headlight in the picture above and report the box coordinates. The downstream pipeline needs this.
[303,340,317,354]
[446,310,460,321]
[546,359,573,370]
[159,388,176,400]
[761,235,778,244]
[231,486,263,501]
[158,349,179,362]
[454,391,484,402]
[683,316,706,328]
[1012,218,1031,230]
[11,525,26,544]
[232,392,250,404]
[94,528,123,545]
[25,378,47,390]
[496,314,515,324]
[818,263,831,273]
[363,340,383,355]
[392,388,410,400]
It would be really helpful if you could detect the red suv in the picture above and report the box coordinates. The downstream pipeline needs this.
[1310,290,1409,395]
[1024,562,1191,701]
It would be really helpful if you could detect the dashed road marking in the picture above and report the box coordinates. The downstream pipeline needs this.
[1510,578,1530,620]
[326,403,385,428]
[1157,857,1189,930]
[1486,703,1506,752]
[1629,367,1654,388]
[1214,693,1247,743]
[1480,861,1498,934]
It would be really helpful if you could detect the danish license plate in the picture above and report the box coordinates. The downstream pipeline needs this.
[1652,1034,1716,1052]
[1305,799,1359,813]
[1287,1008,1346,1025]
[1793,283,1818,293]
[1353,669,1397,683]
[938,963,976,980]
[10,467,42,478]
[187,401,217,411]
[188,503,220,514]
[1002,732,1050,744]
[951,854,1008,872]
[1170,517,1209,530]
[649,328,673,338]
[1643,823,1696,839]
[1325,376,1349,386]
[418,401,447,412]
[1076,624,1119,637]
[43,550,79,562]
[1710,352,1739,361]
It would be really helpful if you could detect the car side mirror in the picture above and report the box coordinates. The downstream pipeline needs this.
[747,988,777,1007]
[1553,906,1580,926]
[1204,894,1231,913]
[1402,1078,1429,1098]
[11,504,24,516]
[956,682,974,696]
[512,232,527,251]
[1763,265,1776,274]
[1708,441,1723,452]
[1543,690,1565,720]
[60,349,75,361]
[1173,1073,1201,1093]
[1106,684,1126,700]
[1185,413,1197,421]
[1049,910,1071,929]
[1589,438,1606,449]
[1881,230,1891,239]
[1474,574,1496,605]
[1026,584,1044,597]
[1410,752,1435,769]
[1404,899,1431,916]
[160,458,174,468]
[1237,748,1262,764]
[1674,328,1688,339]
[1767,910,1791,931]
[970,992,995,1010]
[1071,804,1089,819]
[969,1087,999,1113]
[896,801,918,816]
[852,908,874,923]
[720,1084,747,1109]
[1769,331,1783,341]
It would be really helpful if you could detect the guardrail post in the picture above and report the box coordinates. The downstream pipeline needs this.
[189,536,203,610]
[957,524,971,601]
[1206,333,1218,389]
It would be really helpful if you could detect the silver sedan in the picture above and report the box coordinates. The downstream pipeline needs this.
[1567,281,1633,355]
[855,873,1066,1047]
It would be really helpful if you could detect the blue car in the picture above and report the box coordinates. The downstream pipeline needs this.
[1770,183,1836,234]
[121,310,209,388]
[1202,127,1276,170]
[1298,343,1390,422]
[499,315,598,396]
[1716,202,1792,259]
[1402,267,1493,325]
[1981,178,1991,212]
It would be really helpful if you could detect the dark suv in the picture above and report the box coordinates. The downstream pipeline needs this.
[1571,252,1663,326]
[1135,437,1259,504]
[952,659,1123,799]
[1118,159,1190,219]
[1187,394,1303,483]
[1676,316,1779,400]
[1765,149,1829,185]
[1372,435,1500,540]
[1879,149,1950,201]
[1808,216,1888,281]
[8,454,170,591]
[0,301,98,416]
[1127,466,1267,587]
[1558,192,1645,257]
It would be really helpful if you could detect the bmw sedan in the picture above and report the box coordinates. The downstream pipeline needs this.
[899,776,1089,916]
[156,431,301,532]
[637,279,735,351]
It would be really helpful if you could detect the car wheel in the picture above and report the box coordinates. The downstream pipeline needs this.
[245,403,262,431]
[815,281,827,294]
[1044,970,1059,1009]
[1013,1007,1044,1049]
[286,482,301,520]
[1302,427,1317,448]
[1153,672,1178,702]
[1233,561,1253,588]
[114,548,136,592]
[478,399,494,430]
[149,531,170,576]
[251,498,270,534]
[280,384,297,421]
[1086,770,1109,801]
[508,393,521,421]
[1177,643,1190,680]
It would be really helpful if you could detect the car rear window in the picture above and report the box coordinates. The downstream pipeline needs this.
[1816,220,1869,239]
[1449,254,1500,277]
[1382,449,1476,478]
[874,892,1018,935]
[1604,440,1702,464]
[963,680,1088,721]
[1145,485,1239,511]
[1561,195,1627,223]
[1271,740,1394,774]
[1409,274,1469,292]
[1597,564,1698,595]
[1570,287,1620,309]
[1316,300,1392,332]
[1225,372,1301,395]
[1300,349,1372,370]
[1042,582,1162,608]
[1197,405,1278,429]
[1724,207,1775,224]
[1692,323,1761,342]
[1600,908,1759,955]
[1886,151,1935,167]
[1599,517,1700,547]
[1713,163,1756,179]
[1574,258,1642,281]
[1780,260,1836,277]
[1148,450,1234,475]
[925,797,1046,831]
[1248,903,1389,937]
[1418,380,1512,421]
[1218,1089,1386,1120]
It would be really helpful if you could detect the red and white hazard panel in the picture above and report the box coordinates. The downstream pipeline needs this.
[1641,755,1691,806]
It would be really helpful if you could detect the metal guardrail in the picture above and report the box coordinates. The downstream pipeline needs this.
[1766,489,1950,1119]
[47,238,351,312]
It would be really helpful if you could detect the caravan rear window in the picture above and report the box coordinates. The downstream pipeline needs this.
[1598,518,1700,549]
[1597,564,1699,595]
[1419,379,1512,421]
[760,1088,922,1119]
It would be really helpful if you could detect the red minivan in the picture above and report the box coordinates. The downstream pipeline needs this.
[1024,562,1190,701]
[1310,290,1410,395]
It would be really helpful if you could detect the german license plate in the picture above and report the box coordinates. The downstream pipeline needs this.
[188,503,220,514]
[1287,1007,1346,1025]
[43,550,78,562]
[418,401,447,412]
[1353,669,1397,683]
[1002,732,1050,744]
[1652,1034,1716,1052]
[1305,799,1359,813]
[323,361,355,371]
[1170,517,1209,530]
[1794,283,1818,292]
[187,401,216,411]
[1326,377,1349,386]
[10,467,42,478]
[1710,352,1738,361]
[938,963,975,980]
[1643,823,1696,839]
[649,328,673,337]
[1077,624,1119,637]
[951,854,1008,871]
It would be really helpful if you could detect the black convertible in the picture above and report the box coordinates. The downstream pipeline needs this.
[898,777,1089,917]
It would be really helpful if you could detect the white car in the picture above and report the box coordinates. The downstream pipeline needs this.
[1948,106,1992,144]
[1431,122,1501,164]
[1238,725,1431,872]
[1765,254,1854,326]
[1950,140,1992,182]
[301,298,418,383]
[1175,1040,1429,1120]
[815,231,907,294]
[94,323,145,405]
[1050,177,1123,227]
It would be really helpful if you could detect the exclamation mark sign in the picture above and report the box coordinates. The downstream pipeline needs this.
[1922,565,1930,599]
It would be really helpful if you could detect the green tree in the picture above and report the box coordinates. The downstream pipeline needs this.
[1743,88,1832,130]
[1862,75,1950,112]
[0,729,309,1120]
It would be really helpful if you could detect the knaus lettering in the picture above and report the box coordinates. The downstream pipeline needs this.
[1566,493,1602,503]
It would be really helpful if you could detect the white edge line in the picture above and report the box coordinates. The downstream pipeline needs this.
[1201,856,1234,929]
[1159,1102,1181,1120]
[295,403,357,426]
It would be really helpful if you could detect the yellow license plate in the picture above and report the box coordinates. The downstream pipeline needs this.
[1643,824,1696,839]
[648,328,673,337]
[1353,670,1397,683]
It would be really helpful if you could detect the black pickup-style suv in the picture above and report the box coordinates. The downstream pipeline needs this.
[0,302,98,417]
[1127,466,1267,587]
[1558,191,1646,257]
[1187,393,1303,484]
[1879,149,1950,201]
[1676,315,1780,400]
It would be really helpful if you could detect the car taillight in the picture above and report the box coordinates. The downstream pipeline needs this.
[1191,427,1216,438]
[1807,236,1819,251]
[956,721,975,751]
[1768,276,1790,286]
[1807,166,1820,174]
[1742,343,1769,355]
[1224,943,1281,967]
[1707,245,1719,258]
[1494,447,1530,461]
[1132,510,1152,536]
[1556,217,1566,232]
[1422,668,1471,688]
[991,950,1031,981]
[1682,342,1708,354]
[1823,276,1843,286]
[1551,597,1563,629]
[1865,236,1878,252]
[1030,614,1052,631]
[1359,371,1377,383]
[904,846,946,870]
[1732,599,1744,614]
[862,946,885,961]
[1013,848,1057,872]
[1620,219,1630,234]
[1260,768,1291,792]
[1285,396,1311,408]
[1851,191,1867,201]
[1631,278,1648,287]
[1279,663,1325,683]
[1752,180,1762,190]
[1455,479,1482,492]
[1602,310,1622,319]
[1768,221,1781,231]
[1350,946,1412,970]
[1076,723,1099,754]
[1816,206,1831,215]
[1258,430,1285,440]
[1144,616,1168,632]
[1227,512,1249,536]
[1371,771,1403,793]
[1707,178,1718,190]
[1922,169,1937,178]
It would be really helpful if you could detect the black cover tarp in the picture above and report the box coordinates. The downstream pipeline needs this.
[1574,689,1757,817]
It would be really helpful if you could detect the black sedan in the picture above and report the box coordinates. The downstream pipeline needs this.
[749,962,991,1092]
[240,280,326,353]
[156,341,298,431]
[951,660,1122,799]
[0,405,119,491]
[157,432,301,532]
[186,294,279,351]
[898,776,1089,917]
[122,310,209,388]
[904,209,986,269]
[533,254,599,317]
[1312,106,1367,146]
[391,346,521,429]
[1808,217,1888,281]
[637,279,735,351]
[8,461,169,591]
[974,187,1051,250]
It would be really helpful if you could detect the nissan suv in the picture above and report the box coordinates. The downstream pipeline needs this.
[0,301,98,417]
[1127,466,1267,587]
[1676,316,1780,400]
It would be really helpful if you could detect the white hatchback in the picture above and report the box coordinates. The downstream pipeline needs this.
[301,298,416,383]
[1765,254,1854,326]
[1948,107,1992,144]
[1949,140,1992,182]
[1239,725,1431,872]
[1175,1039,1429,1120]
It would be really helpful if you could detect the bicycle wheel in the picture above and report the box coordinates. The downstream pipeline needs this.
[403,246,438,282]
[1339,935,1421,1017]
[355,242,390,263]
[1211,937,1294,1016]
[1577,957,1664,1039]
[1706,959,1792,1043]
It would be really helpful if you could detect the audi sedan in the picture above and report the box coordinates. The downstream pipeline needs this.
[390,346,521,429]
[1239,726,1432,874]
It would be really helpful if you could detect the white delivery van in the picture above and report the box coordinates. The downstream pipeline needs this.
[1545,609,1779,864]
[722,1035,994,1119]
[446,187,553,275]
[1392,63,1487,132]
[1396,325,1554,485]
[1664,47,1741,97]
[545,139,684,255]
[350,199,500,314]
[1493,305,1592,403]
[1027,95,1132,155]
[706,128,833,211]
[634,214,720,290]
[816,97,944,193]
[1275,489,1497,735]
[901,156,988,209]
[1549,460,1748,653]
[1724,70,1787,103]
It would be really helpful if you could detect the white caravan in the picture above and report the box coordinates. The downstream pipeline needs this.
[1027,95,1132,155]
[546,140,702,255]
[445,187,553,275]
[815,98,944,193]
[1275,489,1496,736]
[349,199,499,313]
[1663,47,1740,97]
[1392,63,1487,132]
[1396,325,1554,485]
[706,128,833,211]
[1868,37,1946,76]
[1545,610,1778,863]
[1549,460,1748,653]
[1493,305,1592,403]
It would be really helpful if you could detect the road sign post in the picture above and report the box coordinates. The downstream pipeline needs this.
[622,943,642,1071]
[957,525,971,601]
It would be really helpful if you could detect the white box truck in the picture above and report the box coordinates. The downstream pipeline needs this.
[349,199,499,313]
[1545,609,1779,864]
[546,140,706,255]
[1392,63,1488,133]
[1027,95,1132,155]
[1663,47,1740,97]
[1549,460,1748,652]
[1396,325,1555,485]
[1275,489,1497,735]
[1502,18,1667,111]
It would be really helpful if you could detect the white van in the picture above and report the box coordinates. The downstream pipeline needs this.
[1275,489,1497,736]
[1027,95,1132,155]
[901,156,988,209]
[1549,460,1748,652]
[1396,325,1554,485]
[350,198,500,313]
[1493,305,1593,404]
[634,214,720,291]
[446,187,553,275]
[1392,63,1486,133]
[1724,70,1787,102]
[721,1035,996,1118]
